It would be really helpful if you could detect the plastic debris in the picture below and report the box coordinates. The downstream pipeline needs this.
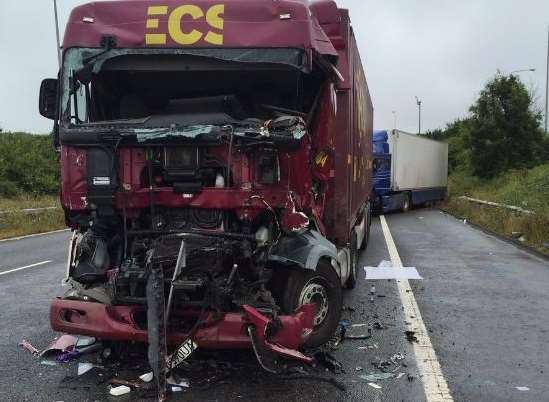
[19,339,40,356]
[172,386,183,392]
[360,372,394,381]
[75,336,96,348]
[76,342,102,356]
[77,362,95,376]
[367,382,382,389]
[109,385,131,396]
[139,372,154,383]
[396,372,406,379]
[516,386,530,391]
[56,350,82,363]
[41,335,78,358]
[364,261,422,280]
[369,285,376,303]
[167,376,190,388]
[40,360,58,366]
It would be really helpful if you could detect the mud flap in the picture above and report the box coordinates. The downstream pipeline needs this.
[243,304,314,371]
[146,255,167,401]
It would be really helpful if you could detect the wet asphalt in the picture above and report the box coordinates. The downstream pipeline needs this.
[0,209,548,401]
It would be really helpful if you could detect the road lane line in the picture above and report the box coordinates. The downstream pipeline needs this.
[379,215,453,402]
[0,228,70,243]
[0,260,53,276]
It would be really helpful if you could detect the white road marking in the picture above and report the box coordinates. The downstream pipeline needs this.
[0,260,53,276]
[379,215,453,402]
[0,228,70,243]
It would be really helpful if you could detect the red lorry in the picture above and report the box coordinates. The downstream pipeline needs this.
[39,0,373,391]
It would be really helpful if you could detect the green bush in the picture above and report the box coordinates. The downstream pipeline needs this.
[0,132,59,197]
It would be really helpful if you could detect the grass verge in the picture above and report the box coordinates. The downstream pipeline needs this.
[0,196,65,240]
[442,165,549,256]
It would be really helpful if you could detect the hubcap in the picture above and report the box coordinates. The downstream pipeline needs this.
[299,281,329,326]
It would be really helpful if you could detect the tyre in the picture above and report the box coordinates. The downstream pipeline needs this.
[281,260,343,348]
[359,204,371,251]
[345,231,358,289]
[402,193,411,212]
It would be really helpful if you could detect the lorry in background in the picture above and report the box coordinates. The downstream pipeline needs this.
[373,129,447,213]
[39,0,373,395]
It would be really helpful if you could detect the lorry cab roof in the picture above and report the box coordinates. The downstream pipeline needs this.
[63,0,340,61]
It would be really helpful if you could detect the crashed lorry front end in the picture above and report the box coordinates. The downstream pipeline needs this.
[40,0,354,379]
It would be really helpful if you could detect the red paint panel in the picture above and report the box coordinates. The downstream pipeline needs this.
[51,298,313,350]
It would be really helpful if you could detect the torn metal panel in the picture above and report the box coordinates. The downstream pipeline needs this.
[268,230,338,271]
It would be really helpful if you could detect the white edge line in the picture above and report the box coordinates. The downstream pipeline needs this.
[0,260,53,276]
[0,228,70,243]
[379,215,453,402]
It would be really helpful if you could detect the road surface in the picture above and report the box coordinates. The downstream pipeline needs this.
[0,209,547,401]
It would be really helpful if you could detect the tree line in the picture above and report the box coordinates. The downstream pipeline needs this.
[424,74,549,178]
[0,132,58,197]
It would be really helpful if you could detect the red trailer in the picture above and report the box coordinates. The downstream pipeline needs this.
[39,0,373,394]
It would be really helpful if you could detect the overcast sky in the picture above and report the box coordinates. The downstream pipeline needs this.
[0,0,547,133]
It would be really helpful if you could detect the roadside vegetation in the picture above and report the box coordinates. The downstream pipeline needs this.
[425,74,549,254]
[0,132,64,239]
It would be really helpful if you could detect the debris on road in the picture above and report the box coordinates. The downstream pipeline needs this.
[109,385,131,396]
[364,261,423,280]
[77,362,96,376]
[55,350,82,363]
[167,375,190,388]
[41,335,78,359]
[367,382,382,389]
[139,372,154,383]
[313,350,343,374]
[75,336,96,348]
[516,386,530,391]
[360,372,395,381]
[18,339,40,356]
[405,330,419,343]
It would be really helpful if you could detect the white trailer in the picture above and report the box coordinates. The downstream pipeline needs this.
[389,130,448,191]
[372,129,448,212]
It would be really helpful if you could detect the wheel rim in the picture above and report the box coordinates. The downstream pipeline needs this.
[299,281,329,326]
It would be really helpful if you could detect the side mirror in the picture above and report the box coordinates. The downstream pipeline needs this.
[39,78,58,120]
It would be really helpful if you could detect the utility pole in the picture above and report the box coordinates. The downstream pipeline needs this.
[53,0,62,68]
[545,24,548,134]
[415,96,422,134]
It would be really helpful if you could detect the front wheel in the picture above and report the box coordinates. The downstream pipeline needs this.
[281,261,343,348]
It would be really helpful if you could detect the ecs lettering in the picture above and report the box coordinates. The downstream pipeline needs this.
[146,4,224,45]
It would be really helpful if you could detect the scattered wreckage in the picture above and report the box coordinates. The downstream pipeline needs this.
[39,0,374,399]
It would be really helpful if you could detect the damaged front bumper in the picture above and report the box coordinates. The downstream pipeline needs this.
[50,298,315,356]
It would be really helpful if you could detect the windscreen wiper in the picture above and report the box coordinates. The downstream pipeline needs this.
[75,35,117,84]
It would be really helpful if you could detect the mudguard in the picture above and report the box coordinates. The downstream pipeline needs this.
[268,230,338,271]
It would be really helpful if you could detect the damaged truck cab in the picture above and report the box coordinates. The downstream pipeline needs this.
[39,0,373,370]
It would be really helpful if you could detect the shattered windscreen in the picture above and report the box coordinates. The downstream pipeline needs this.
[60,47,317,141]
